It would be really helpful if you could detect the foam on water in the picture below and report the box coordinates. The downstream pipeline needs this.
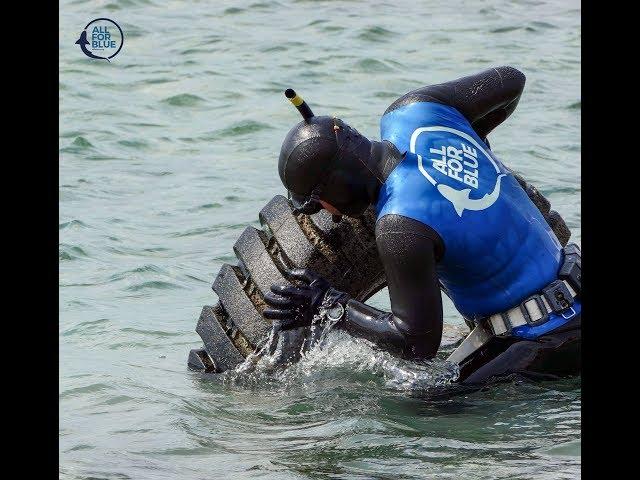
[225,325,460,392]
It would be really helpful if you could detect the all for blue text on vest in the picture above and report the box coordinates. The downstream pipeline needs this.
[430,142,479,189]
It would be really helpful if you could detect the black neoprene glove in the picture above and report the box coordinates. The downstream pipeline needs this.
[264,268,349,330]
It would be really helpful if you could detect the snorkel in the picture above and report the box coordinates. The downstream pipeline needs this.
[285,88,315,121]
[283,89,339,220]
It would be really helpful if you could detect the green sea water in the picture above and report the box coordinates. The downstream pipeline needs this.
[59,1,581,478]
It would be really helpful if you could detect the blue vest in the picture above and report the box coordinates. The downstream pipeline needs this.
[377,102,580,337]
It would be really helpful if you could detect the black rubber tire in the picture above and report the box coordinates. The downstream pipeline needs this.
[188,182,570,373]
[188,195,386,372]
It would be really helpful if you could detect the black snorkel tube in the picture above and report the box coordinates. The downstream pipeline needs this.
[283,88,329,217]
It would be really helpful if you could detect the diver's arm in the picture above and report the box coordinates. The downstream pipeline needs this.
[385,66,526,139]
[264,216,444,359]
[337,215,444,359]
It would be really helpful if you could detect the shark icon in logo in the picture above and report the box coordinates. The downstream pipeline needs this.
[437,174,506,217]
[410,126,506,217]
[75,31,104,60]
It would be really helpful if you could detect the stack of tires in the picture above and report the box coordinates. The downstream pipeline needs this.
[188,195,386,372]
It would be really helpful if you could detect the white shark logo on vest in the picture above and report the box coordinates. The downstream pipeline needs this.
[410,126,506,217]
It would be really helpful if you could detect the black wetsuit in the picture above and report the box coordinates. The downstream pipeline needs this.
[334,67,581,384]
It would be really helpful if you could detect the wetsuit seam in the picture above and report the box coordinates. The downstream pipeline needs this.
[493,67,504,86]
[375,214,446,260]
[377,141,406,182]
[358,155,384,185]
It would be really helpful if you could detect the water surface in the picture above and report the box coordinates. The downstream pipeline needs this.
[60,1,581,478]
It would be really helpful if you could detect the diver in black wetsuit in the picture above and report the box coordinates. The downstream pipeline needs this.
[264,67,581,385]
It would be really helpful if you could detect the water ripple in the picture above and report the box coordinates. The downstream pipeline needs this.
[161,93,206,107]
[201,120,274,140]
[124,280,185,292]
[60,219,88,230]
[357,26,397,43]
[59,243,89,261]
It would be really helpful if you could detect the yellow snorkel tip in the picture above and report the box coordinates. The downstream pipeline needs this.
[285,88,314,121]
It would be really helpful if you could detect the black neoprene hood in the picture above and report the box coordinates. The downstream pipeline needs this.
[278,115,340,197]
[278,114,379,216]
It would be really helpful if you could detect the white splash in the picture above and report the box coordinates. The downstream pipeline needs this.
[224,318,461,392]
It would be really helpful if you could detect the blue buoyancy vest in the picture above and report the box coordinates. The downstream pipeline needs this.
[377,101,579,333]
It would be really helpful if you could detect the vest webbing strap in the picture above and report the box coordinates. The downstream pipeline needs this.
[447,280,577,365]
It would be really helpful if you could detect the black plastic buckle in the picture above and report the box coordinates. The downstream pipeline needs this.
[520,295,549,326]
[542,280,574,312]
[559,244,581,294]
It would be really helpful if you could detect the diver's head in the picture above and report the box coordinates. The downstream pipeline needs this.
[278,89,380,219]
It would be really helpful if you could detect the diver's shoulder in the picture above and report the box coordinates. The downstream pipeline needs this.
[383,81,458,116]
[383,87,447,116]
[383,66,525,117]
